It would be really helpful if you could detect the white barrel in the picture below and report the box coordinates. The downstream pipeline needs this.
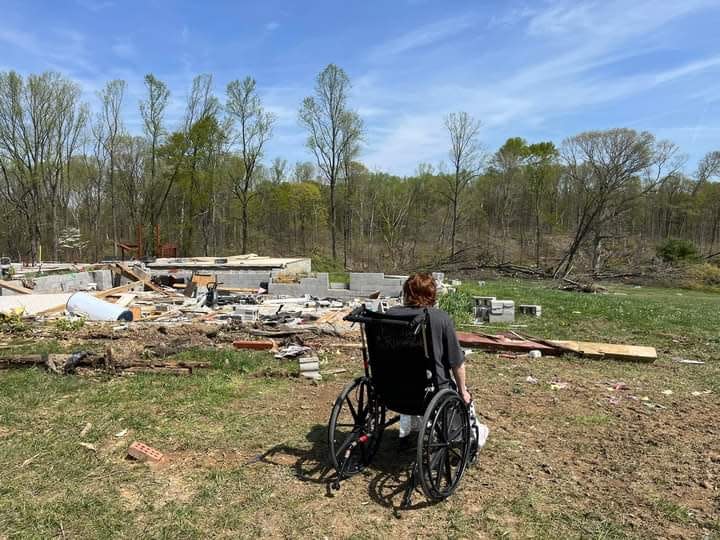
[66,292,133,321]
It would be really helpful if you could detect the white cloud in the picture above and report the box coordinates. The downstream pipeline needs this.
[370,15,475,59]
[265,21,280,32]
[352,0,720,173]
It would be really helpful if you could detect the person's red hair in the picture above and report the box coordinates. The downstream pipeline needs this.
[403,272,437,307]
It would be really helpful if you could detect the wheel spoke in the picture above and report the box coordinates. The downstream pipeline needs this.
[345,396,358,421]
[427,442,450,450]
[444,450,452,485]
[357,384,366,420]
[446,405,458,441]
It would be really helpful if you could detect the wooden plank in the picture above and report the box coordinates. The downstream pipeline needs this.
[457,331,561,354]
[191,274,216,286]
[115,293,137,307]
[115,264,169,295]
[95,282,144,299]
[549,340,657,362]
[0,281,33,295]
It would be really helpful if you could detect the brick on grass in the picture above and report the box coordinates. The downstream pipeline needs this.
[127,441,164,463]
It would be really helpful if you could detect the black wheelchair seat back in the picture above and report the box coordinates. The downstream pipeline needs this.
[348,308,437,416]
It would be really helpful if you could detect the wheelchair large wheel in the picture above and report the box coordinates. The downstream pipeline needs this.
[328,376,385,477]
[417,388,471,501]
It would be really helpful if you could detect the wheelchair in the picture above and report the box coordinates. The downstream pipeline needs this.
[327,306,475,507]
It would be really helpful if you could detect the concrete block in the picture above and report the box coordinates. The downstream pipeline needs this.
[488,299,515,323]
[519,304,542,317]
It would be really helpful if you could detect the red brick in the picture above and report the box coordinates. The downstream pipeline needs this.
[233,339,274,351]
[127,441,164,463]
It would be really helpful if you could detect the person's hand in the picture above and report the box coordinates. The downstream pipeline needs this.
[461,388,472,404]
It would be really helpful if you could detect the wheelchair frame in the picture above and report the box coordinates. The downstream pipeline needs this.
[327,306,473,508]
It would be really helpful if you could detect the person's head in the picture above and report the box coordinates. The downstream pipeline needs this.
[402,272,437,307]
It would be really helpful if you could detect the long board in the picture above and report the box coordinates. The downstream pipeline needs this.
[549,340,657,362]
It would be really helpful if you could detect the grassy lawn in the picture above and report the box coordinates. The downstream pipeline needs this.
[1,279,719,539]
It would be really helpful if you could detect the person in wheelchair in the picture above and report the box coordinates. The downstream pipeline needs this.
[328,272,489,507]
[388,273,487,450]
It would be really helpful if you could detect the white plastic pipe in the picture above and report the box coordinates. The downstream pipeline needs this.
[66,292,133,321]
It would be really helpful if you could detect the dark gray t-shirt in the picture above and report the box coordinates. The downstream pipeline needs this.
[386,305,465,387]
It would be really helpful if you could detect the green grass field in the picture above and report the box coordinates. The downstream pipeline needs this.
[1,279,719,539]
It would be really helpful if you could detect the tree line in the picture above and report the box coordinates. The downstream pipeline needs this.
[1,64,719,277]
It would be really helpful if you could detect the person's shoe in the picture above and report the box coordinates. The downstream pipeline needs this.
[468,424,480,465]
[398,435,412,452]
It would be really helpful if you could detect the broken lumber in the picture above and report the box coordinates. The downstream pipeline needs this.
[0,281,33,294]
[233,339,275,351]
[549,341,657,362]
[457,332,561,355]
[457,331,658,363]
[114,264,169,295]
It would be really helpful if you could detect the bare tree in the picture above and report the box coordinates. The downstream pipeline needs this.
[292,161,315,183]
[443,112,482,257]
[270,157,287,183]
[226,76,275,254]
[555,129,682,278]
[0,71,87,262]
[99,80,126,257]
[299,64,362,261]
[139,74,169,253]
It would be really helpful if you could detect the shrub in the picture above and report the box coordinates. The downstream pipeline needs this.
[679,263,720,290]
[55,317,86,332]
[0,312,28,334]
[438,289,474,326]
[657,239,700,263]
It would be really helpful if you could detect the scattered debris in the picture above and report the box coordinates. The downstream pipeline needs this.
[274,345,311,359]
[0,351,211,376]
[661,389,674,396]
[528,350,542,359]
[691,390,712,396]
[115,428,129,438]
[80,423,92,437]
[21,452,42,468]
[526,375,539,384]
[672,357,705,365]
[79,442,97,452]
[127,441,164,463]
[550,381,569,390]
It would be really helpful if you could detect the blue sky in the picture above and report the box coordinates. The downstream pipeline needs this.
[1,0,719,175]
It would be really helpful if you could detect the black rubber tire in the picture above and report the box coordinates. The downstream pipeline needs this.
[328,376,385,477]
[417,388,471,501]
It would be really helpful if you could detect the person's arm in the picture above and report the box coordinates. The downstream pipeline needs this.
[442,314,472,404]
[452,362,472,404]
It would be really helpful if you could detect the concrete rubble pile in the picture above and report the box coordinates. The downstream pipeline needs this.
[0,254,409,379]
